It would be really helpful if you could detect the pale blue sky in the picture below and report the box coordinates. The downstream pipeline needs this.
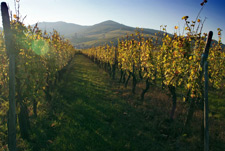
[1,0,225,43]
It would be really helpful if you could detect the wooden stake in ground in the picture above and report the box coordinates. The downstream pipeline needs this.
[1,2,17,151]
[202,31,213,151]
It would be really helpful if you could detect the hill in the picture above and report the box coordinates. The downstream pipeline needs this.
[35,21,89,38]
[33,21,225,49]
[35,20,160,48]
[71,20,161,48]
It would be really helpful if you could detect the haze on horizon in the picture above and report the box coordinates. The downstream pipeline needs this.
[1,0,225,43]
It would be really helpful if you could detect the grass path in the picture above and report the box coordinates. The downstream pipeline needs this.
[30,54,225,151]
[44,54,169,151]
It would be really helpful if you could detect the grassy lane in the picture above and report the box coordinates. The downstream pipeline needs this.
[44,54,170,151]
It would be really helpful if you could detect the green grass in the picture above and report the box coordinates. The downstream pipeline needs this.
[31,54,173,151]
[26,54,225,151]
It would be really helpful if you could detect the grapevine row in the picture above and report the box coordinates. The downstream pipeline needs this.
[0,14,76,148]
[82,24,225,123]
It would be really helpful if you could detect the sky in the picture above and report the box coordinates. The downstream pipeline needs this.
[1,0,225,43]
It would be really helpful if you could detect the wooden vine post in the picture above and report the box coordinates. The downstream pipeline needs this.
[201,31,213,151]
[1,2,17,151]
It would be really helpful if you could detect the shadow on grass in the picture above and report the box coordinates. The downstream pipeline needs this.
[29,54,171,151]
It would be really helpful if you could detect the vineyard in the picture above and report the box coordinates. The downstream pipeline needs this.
[0,2,76,150]
[82,26,224,118]
[0,1,225,151]
[80,2,225,150]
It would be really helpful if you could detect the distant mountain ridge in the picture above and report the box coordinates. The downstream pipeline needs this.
[1,20,222,49]
[36,21,89,37]
[79,20,128,35]
[34,20,160,48]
